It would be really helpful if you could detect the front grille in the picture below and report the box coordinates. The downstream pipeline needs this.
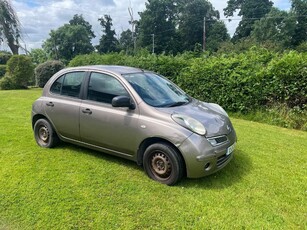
[207,135,228,146]
[217,153,232,167]
[215,136,228,144]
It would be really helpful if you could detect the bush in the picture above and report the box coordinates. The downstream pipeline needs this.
[0,55,34,90]
[0,75,15,90]
[0,52,12,64]
[35,60,65,88]
[0,65,6,79]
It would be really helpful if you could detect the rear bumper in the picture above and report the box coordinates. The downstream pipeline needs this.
[179,130,237,178]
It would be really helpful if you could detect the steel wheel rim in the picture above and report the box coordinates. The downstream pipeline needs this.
[38,125,49,143]
[150,152,172,178]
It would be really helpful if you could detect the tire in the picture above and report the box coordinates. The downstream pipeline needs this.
[143,143,185,185]
[34,118,59,148]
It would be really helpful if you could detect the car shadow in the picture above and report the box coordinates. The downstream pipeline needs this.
[58,143,251,188]
[59,142,142,172]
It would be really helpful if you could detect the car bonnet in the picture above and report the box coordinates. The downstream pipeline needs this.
[157,99,233,137]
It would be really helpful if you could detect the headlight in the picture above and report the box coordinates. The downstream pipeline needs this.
[209,103,228,117]
[172,114,206,135]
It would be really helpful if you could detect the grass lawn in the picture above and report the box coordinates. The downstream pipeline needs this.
[0,89,306,229]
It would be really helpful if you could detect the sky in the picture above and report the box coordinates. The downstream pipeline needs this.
[3,0,292,52]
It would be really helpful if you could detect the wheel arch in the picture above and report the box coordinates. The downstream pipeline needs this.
[32,114,58,136]
[32,114,48,129]
[137,137,187,176]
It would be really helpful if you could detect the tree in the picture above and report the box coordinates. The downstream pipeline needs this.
[119,29,134,54]
[43,16,94,61]
[0,0,21,54]
[206,21,230,51]
[97,15,118,53]
[137,0,229,54]
[69,14,95,39]
[178,0,229,52]
[251,8,296,49]
[224,0,273,41]
[291,0,307,46]
[138,0,178,54]
[30,48,48,65]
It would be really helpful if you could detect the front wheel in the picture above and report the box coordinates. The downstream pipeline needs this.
[143,143,185,185]
[34,118,59,148]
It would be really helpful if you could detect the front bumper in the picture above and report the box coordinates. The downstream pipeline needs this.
[179,129,237,178]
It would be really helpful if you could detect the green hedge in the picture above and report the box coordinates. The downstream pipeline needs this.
[69,52,191,83]
[69,49,306,113]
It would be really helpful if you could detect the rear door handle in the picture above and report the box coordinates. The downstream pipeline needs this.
[82,108,92,115]
[46,102,54,107]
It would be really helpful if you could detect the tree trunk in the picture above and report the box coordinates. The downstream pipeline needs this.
[8,42,19,54]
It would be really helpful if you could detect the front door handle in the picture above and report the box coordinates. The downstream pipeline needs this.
[46,102,54,107]
[82,108,92,115]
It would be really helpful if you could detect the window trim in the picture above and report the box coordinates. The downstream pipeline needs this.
[83,71,135,105]
[49,71,88,99]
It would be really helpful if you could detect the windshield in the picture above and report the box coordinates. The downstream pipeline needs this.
[123,72,191,107]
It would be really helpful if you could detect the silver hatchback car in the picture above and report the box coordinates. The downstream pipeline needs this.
[32,65,236,185]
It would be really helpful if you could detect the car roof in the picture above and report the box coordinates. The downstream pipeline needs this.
[65,65,144,75]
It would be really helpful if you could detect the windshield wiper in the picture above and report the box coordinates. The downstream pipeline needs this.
[164,101,189,107]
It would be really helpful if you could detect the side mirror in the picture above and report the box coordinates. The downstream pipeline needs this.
[112,96,135,110]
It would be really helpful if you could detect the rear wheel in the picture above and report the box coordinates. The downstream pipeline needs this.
[34,119,59,148]
[143,143,184,185]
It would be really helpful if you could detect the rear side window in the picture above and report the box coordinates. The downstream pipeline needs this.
[87,72,129,104]
[50,72,85,98]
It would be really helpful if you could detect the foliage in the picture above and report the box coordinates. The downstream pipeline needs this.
[0,55,34,89]
[264,51,307,108]
[0,51,12,64]
[43,15,94,62]
[0,0,20,54]
[251,8,296,48]
[30,48,49,65]
[295,41,307,52]
[69,52,191,82]
[136,0,228,54]
[0,89,306,229]
[178,48,276,112]
[97,15,118,53]
[224,0,273,41]
[231,104,307,131]
[291,0,307,46]
[138,0,178,54]
[0,64,6,78]
[69,48,306,116]
[35,60,65,88]
[119,29,134,54]
[178,0,229,52]
[69,14,95,39]
[0,74,15,89]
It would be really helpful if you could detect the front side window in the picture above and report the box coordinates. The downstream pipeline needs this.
[87,72,129,104]
[50,72,85,98]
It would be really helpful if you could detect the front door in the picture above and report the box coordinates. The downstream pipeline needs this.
[80,72,140,155]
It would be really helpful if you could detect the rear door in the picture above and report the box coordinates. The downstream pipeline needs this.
[79,72,140,155]
[44,71,86,140]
